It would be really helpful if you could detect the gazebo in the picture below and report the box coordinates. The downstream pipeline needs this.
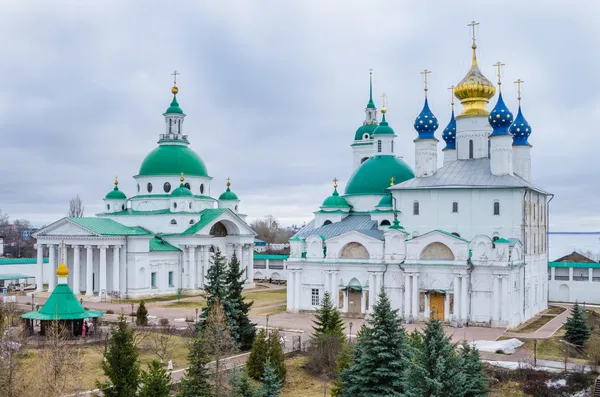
[22,261,103,336]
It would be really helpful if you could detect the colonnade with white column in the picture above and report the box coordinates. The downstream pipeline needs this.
[452,273,470,324]
[403,272,419,321]
[491,274,509,325]
[368,272,383,313]
[287,269,302,312]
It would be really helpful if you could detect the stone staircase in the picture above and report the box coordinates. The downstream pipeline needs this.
[594,375,600,397]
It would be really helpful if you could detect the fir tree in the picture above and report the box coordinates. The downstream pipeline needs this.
[136,301,149,326]
[459,343,488,397]
[261,358,282,397]
[313,291,345,340]
[340,290,408,397]
[178,332,213,397]
[226,252,256,350]
[330,342,354,397]
[404,318,466,397]
[97,315,140,397]
[247,328,269,380]
[267,329,287,382]
[229,367,262,397]
[200,248,229,322]
[565,302,591,347]
[139,360,172,397]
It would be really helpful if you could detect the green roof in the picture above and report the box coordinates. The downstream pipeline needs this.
[171,183,193,197]
[354,123,378,141]
[406,229,469,243]
[138,144,208,177]
[372,114,395,135]
[21,283,103,320]
[149,237,181,252]
[105,186,127,200]
[321,187,350,209]
[376,194,393,208]
[345,155,414,195]
[254,254,289,260]
[100,208,201,216]
[549,262,600,269]
[165,95,183,114]
[180,208,227,235]
[219,187,239,201]
[389,218,405,230]
[0,257,49,265]
[494,238,510,243]
[0,273,35,281]
[129,194,214,201]
[69,218,151,236]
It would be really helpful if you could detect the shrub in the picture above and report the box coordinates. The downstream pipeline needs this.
[306,334,345,378]
[495,349,505,355]
[159,318,169,326]
[106,309,115,315]
[136,301,148,326]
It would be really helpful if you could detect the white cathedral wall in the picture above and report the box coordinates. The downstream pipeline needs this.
[126,250,181,298]
[132,175,213,198]
[345,195,385,212]
[455,116,492,160]
[352,143,373,170]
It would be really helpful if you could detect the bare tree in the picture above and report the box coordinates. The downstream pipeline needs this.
[204,298,233,397]
[148,326,179,364]
[68,195,85,218]
[0,303,26,397]
[250,215,295,245]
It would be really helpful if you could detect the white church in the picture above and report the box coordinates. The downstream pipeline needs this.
[286,28,549,328]
[32,81,256,299]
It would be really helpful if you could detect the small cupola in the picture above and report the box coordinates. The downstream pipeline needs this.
[103,177,127,213]
[160,71,188,143]
[414,94,439,140]
[510,80,532,146]
[371,95,397,156]
[171,173,194,213]
[442,110,457,149]
[321,178,351,211]
[218,178,241,212]
[488,93,513,137]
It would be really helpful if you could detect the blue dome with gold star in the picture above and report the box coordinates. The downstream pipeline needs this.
[488,93,513,136]
[510,106,532,146]
[414,98,438,139]
[442,111,456,149]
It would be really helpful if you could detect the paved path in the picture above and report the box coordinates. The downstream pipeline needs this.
[504,305,571,339]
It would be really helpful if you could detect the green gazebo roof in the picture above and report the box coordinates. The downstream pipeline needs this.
[22,284,103,321]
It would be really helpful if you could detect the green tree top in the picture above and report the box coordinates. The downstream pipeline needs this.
[565,302,591,347]
[139,360,171,397]
[226,252,256,350]
[313,291,345,340]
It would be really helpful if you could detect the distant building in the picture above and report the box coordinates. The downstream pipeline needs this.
[548,251,600,304]
[0,236,4,256]
[253,254,288,283]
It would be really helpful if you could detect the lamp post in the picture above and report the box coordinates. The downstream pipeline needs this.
[31,293,34,308]
[533,338,537,367]
[349,322,353,344]
[195,307,199,323]
[266,314,270,337]
[131,303,135,323]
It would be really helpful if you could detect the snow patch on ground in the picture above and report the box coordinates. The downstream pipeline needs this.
[483,361,563,373]
[469,338,524,354]
[546,378,567,388]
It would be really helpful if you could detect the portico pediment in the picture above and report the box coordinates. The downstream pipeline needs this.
[405,229,470,262]
[34,218,101,237]
[181,208,256,237]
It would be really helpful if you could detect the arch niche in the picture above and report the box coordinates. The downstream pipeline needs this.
[419,242,455,260]
[209,220,240,237]
[339,242,370,259]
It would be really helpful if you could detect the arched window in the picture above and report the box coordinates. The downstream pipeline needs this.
[451,232,461,237]
[488,139,491,159]
[200,184,204,194]
[209,222,228,237]
[169,119,172,133]
[339,242,370,259]
[164,182,171,193]
[107,204,110,210]
[360,157,369,164]
[391,140,394,153]
[178,119,181,134]
[173,202,177,209]
[121,204,125,211]
[189,219,195,224]
[452,202,458,213]
[377,140,382,153]
[189,202,192,209]
[413,201,420,215]
[147,183,153,193]
[323,220,333,226]
[492,235,499,248]
[362,133,369,140]
[380,220,391,226]
[137,183,140,192]
[493,201,500,215]
[170,219,177,225]
[469,140,474,159]
[235,205,238,212]
[184,182,190,190]
[209,245,215,253]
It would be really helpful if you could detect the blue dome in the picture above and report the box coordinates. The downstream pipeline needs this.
[442,111,456,150]
[488,93,513,137]
[372,113,395,135]
[414,98,439,139]
[510,106,532,146]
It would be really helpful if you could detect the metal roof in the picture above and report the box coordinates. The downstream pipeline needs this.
[390,158,549,194]
[21,283,103,320]
[0,273,34,281]
[294,215,383,241]
[0,258,49,266]
[549,261,600,269]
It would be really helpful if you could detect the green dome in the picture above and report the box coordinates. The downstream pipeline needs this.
[139,144,208,177]
[219,187,239,201]
[171,183,193,197]
[105,186,126,200]
[377,194,393,208]
[372,114,395,135]
[354,123,378,141]
[165,96,183,114]
[321,187,350,208]
[345,155,414,195]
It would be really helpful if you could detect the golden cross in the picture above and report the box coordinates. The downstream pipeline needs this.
[468,21,479,45]
[61,240,65,263]
[420,69,431,93]
[333,177,338,188]
[448,85,455,110]
[171,70,180,85]
[369,68,373,75]
[390,176,395,186]
[494,61,505,91]
[514,79,524,106]
[114,175,118,186]
[226,177,231,187]
[381,92,387,108]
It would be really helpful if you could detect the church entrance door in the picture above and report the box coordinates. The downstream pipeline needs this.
[430,292,445,321]
[348,290,361,314]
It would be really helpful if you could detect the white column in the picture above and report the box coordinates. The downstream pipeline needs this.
[444,293,450,321]
[368,273,375,310]
[295,270,301,311]
[198,246,205,287]
[424,293,430,319]
[85,245,94,295]
[501,276,509,322]
[376,272,383,295]
[404,274,411,318]
[99,245,107,294]
[36,243,44,291]
[48,244,57,292]
[590,268,594,283]
[331,272,337,299]
[551,267,555,281]
[360,288,366,313]
[120,244,127,294]
[492,276,499,322]
[182,248,189,288]
[343,289,349,313]
[287,270,295,311]
[569,267,573,281]
[453,275,460,320]
[461,275,468,323]
[412,273,419,320]
[112,245,120,293]
[247,245,254,282]
[189,245,197,289]
[73,245,81,294]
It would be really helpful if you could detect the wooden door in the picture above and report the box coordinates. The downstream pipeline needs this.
[430,293,445,321]
[348,290,361,314]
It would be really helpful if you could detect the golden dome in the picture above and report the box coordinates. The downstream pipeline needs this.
[454,44,496,118]
[56,262,69,277]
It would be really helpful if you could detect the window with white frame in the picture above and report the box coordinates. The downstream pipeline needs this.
[413,201,420,215]
[452,201,458,213]
[151,272,157,289]
[168,271,174,287]
[493,201,500,215]
[311,288,320,306]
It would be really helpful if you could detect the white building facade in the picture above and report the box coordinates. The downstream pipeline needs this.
[33,84,256,299]
[286,32,550,328]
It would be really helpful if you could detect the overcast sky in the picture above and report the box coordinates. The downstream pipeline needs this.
[0,1,598,231]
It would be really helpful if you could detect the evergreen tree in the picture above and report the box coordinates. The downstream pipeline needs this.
[565,302,591,347]
[97,315,140,397]
[200,248,229,322]
[229,367,262,397]
[226,252,256,350]
[340,290,408,396]
[136,300,148,326]
[330,342,354,397]
[313,291,345,340]
[178,332,213,397]
[404,318,466,397]
[459,343,488,397]
[267,329,287,382]
[139,360,171,397]
[247,328,269,380]
[261,358,282,397]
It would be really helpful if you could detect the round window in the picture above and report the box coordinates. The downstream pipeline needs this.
[147,183,153,193]
[164,182,171,193]
[363,133,369,140]
[107,204,110,210]
[200,184,204,194]
[184,182,190,190]
[173,202,178,209]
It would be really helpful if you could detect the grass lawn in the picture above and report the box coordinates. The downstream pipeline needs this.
[120,293,201,304]
[489,381,527,397]
[244,289,287,308]
[251,304,287,317]
[281,356,332,397]
[546,305,566,315]
[511,315,555,333]
[164,300,207,309]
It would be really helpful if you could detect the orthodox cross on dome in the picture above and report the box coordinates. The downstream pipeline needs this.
[468,20,479,47]
[420,69,431,96]
[448,85,455,111]
[180,172,185,183]
[514,79,524,106]
[494,61,505,92]
[380,92,387,113]
[390,176,395,186]
[333,177,338,189]
[171,70,180,86]
[226,177,231,187]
